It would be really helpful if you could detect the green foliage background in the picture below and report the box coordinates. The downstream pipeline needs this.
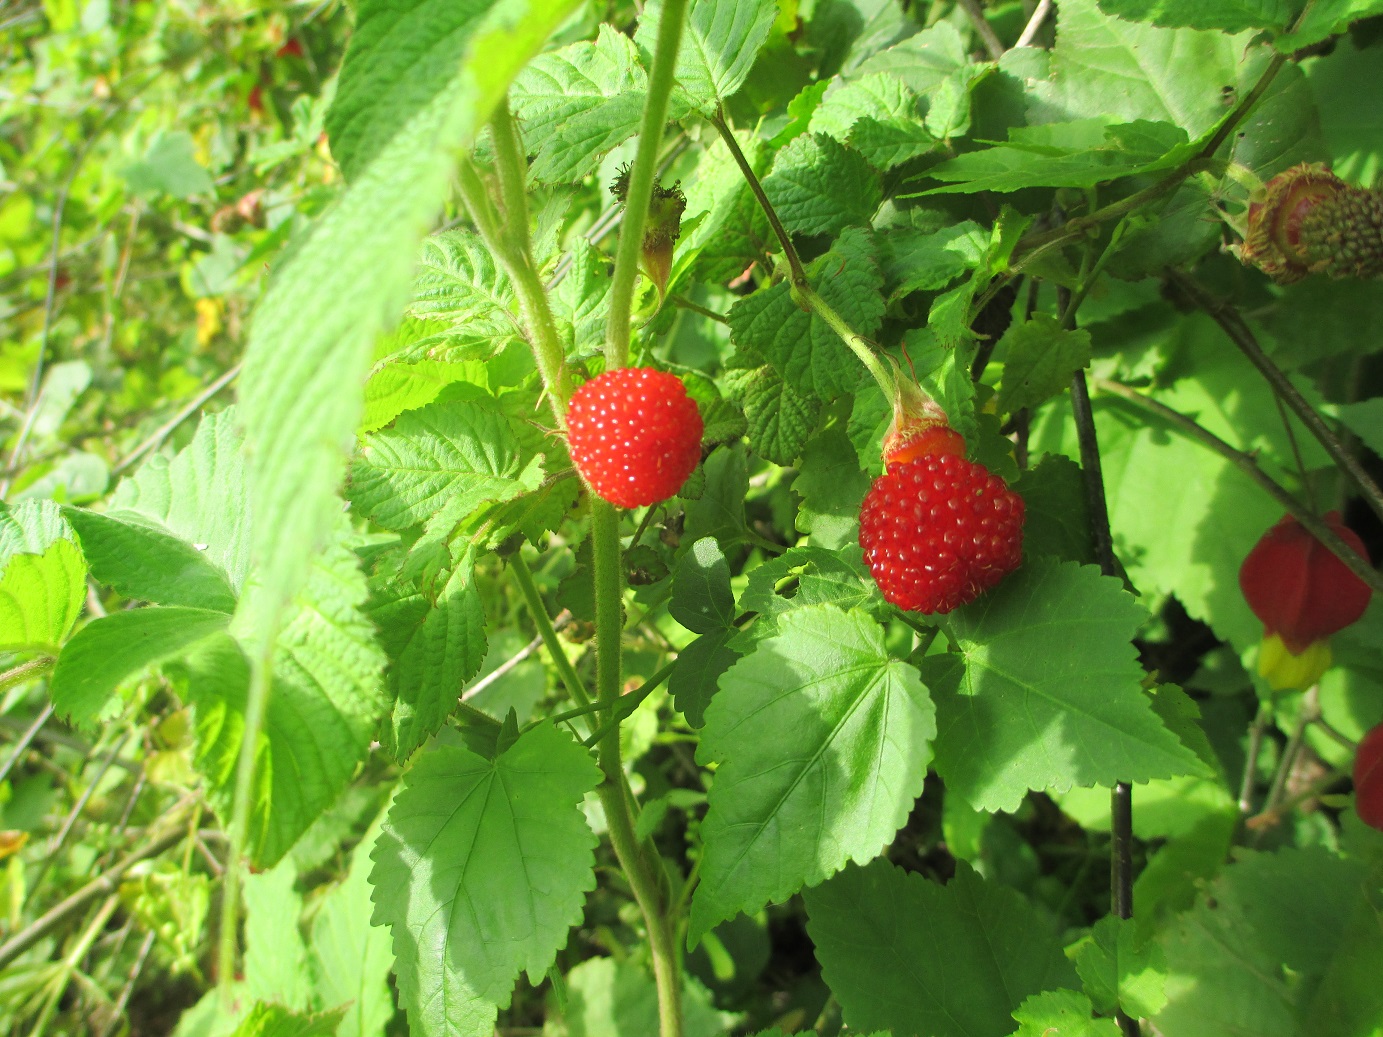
[1,1,1382,1035]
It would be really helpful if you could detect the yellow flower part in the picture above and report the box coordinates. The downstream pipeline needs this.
[195,297,223,347]
[1257,632,1332,691]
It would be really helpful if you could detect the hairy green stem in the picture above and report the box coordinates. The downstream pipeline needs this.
[1094,378,1383,595]
[582,661,675,749]
[711,110,806,285]
[1165,269,1383,526]
[604,0,689,369]
[457,146,571,421]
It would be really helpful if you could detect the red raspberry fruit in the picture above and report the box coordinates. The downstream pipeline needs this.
[1355,722,1383,832]
[859,453,1024,614]
[566,367,703,509]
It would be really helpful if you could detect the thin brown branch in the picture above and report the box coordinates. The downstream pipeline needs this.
[957,0,1006,59]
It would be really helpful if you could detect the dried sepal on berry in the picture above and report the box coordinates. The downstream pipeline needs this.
[1240,164,1383,284]
[881,375,963,468]
[608,165,687,301]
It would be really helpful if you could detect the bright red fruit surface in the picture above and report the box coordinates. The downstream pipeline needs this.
[566,367,703,510]
[859,453,1025,614]
[1355,722,1383,832]
[1238,512,1372,653]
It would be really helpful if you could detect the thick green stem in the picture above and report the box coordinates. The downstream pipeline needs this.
[604,0,689,369]
[590,497,682,1036]
[457,146,571,420]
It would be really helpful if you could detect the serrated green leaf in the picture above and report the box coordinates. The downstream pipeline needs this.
[636,0,778,115]
[0,538,86,655]
[241,0,578,660]
[1154,847,1374,1037]
[0,499,74,559]
[925,119,1195,194]
[809,73,935,170]
[804,860,1078,1037]
[761,134,882,237]
[183,529,387,866]
[852,21,970,95]
[927,559,1208,813]
[727,226,882,399]
[1095,0,1298,33]
[669,628,739,729]
[369,723,601,1036]
[50,607,230,728]
[1012,455,1095,566]
[996,314,1092,412]
[410,230,517,339]
[689,605,935,944]
[1011,989,1121,1036]
[724,365,819,466]
[385,552,488,760]
[736,546,879,643]
[111,409,250,590]
[793,427,870,551]
[510,26,648,184]
[349,387,531,532]
[878,220,987,299]
[309,826,396,1037]
[361,360,487,434]
[244,860,311,1011]
[1070,915,1169,1020]
[670,537,735,634]
[550,237,610,353]
[1029,0,1250,135]
[62,507,237,613]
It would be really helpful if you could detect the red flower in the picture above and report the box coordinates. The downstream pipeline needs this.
[1239,512,1373,689]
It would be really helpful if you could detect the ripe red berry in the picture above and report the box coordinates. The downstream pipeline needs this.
[1354,722,1383,832]
[1239,512,1372,654]
[859,452,1025,614]
[566,367,703,510]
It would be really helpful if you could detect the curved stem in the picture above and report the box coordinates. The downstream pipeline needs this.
[1165,269,1383,526]
[604,0,689,370]
[711,110,806,285]
[1093,377,1383,596]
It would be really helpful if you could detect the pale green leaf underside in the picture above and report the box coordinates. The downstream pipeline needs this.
[0,538,86,654]
[804,860,1077,1037]
[51,606,230,728]
[928,558,1208,813]
[349,388,529,531]
[370,723,601,1037]
[689,605,936,945]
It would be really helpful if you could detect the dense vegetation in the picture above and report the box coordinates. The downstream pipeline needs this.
[2,1,1382,1035]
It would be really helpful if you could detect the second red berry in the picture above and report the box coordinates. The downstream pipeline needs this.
[859,453,1025,614]
[566,367,703,510]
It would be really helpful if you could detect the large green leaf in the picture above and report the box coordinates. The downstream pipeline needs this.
[509,26,650,184]
[1011,990,1121,1036]
[349,386,534,532]
[244,860,311,1011]
[1154,847,1377,1036]
[385,551,488,760]
[688,605,935,945]
[809,72,935,171]
[239,0,578,655]
[926,559,1207,813]
[62,507,237,613]
[1029,0,1251,135]
[635,0,778,115]
[1095,0,1299,33]
[50,607,231,728]
[669,537,735,635]
[309,827,395,1037]
[761,134,882,237]
[804,859,1077,1037]
[370,723,601,1037]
